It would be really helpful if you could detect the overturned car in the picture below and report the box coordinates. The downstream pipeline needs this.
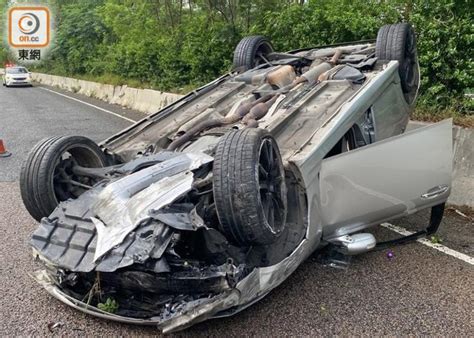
[20,24,452,332]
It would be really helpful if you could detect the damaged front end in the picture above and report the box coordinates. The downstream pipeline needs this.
[30,152,252,332]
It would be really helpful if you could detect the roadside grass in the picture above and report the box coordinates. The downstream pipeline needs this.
[51,72,155,91]
[412,106,473,128]
[31,68,199,94]
[73,73,200,94]
[430,234,443,244]
[97,297,119,313]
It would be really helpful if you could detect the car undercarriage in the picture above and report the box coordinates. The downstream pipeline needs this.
[21,24,452,332]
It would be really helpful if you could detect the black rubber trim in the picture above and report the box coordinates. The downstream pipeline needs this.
[375,203,445,250]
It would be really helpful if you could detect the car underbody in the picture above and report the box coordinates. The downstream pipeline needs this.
[22,24,452,333]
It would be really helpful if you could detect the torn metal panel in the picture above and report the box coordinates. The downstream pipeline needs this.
[92,171,193,261]
[92,152,212,260]
[31,191,174,272]
[114,151,181,174]
[31,190,99,272]
[33,267,241,332]
[107,263,239,294]
[31,237,309,333]
[152,204,207,231]
[95,222,173,272]
[141,257,171,273]
[159,290,241,334]
[93,153,212,214]
[127,172,193,224]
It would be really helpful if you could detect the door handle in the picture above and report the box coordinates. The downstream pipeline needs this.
[421,185,449,199]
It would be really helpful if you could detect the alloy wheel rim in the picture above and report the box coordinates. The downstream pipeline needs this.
[258,138,286,233]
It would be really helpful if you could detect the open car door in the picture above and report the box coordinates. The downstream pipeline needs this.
[320,119,452,239]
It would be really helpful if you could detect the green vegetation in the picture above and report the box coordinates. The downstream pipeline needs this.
[1,0,472,123]
[430,234,443,244]
[97,297,119,313]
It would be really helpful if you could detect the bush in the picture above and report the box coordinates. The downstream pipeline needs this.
[1,0,471,116]
[408,0,473,114]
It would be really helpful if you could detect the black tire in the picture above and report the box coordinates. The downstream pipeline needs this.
[20,136,107,221]
[233,36,274,72]
[213,128,287,246]
[376,23,419,103]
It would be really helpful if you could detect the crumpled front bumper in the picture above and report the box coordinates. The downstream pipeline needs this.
[32,231,311,332]
[33,268,241,333]
[29,149,313,332]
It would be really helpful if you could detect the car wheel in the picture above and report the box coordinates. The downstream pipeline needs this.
[233,36,274,72]
[20,136,107,221]
[213,128,287,246]
[376,23,419,104]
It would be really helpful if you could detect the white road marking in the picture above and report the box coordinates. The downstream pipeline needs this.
[38,86,136,123]
[381,222,474,266]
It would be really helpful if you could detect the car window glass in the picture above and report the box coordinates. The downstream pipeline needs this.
[6,68,28,74]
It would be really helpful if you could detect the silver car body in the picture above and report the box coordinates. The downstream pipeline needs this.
[32,41,452,332]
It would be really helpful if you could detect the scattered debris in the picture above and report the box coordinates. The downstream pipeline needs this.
[386,250,394,260]
[84,272,102,306]
[453,209,470,220]
[447,206,473,221]
[47,322,63,333]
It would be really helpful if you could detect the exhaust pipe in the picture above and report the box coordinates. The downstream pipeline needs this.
[167,94,274,151]
[293,48,344,85]
[242,95,279,128]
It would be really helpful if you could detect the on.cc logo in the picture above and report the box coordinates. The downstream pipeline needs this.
[18,12,41,35]
[8,6,50,48]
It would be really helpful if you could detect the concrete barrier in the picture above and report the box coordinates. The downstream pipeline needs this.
[30,72,183,114]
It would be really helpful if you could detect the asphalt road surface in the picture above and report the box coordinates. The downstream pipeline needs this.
[0,84,472,336]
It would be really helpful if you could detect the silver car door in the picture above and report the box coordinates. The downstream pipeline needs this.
[319,119,452,238]
[370,75,411,141]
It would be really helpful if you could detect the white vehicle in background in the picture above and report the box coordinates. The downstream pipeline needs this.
[2,66,32,87]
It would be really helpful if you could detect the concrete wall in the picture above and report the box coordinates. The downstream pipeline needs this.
[30,72,183,114]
